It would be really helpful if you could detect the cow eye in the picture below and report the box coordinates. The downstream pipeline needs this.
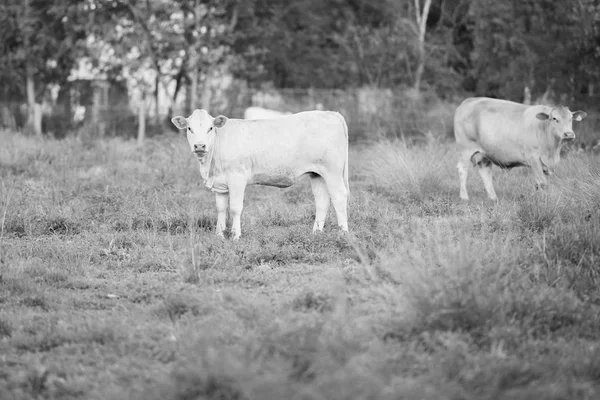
[552,117,559,122]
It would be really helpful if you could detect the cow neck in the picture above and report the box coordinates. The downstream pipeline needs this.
[199,128,219,190]
[536,121,562,169]
[547,133,562,167]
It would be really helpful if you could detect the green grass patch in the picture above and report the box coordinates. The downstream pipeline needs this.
[1,129,600,399]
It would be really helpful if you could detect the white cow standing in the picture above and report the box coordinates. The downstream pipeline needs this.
[171,109,349,240]
[243,106,291,120]
[454,97,587,201]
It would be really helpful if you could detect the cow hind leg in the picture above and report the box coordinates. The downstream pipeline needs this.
[309,174,330,232]
[457,150,474,201]
[477,160,498,201]
[323,174,348,232]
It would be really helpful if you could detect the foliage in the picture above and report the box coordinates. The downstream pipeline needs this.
[469,0,600,101]
[1,0,599,112]
[0,0,89,102]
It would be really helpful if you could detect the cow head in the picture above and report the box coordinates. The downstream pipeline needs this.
[171,110,229,158]
[535,107,587,141]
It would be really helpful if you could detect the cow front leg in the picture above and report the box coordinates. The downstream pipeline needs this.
[531,159,548,190]
[228,179,247,240]
[215,192,229,237]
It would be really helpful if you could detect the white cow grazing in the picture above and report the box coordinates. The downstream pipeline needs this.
[243,106,291,120]
[171,109,349,240]
[455,97,587,201]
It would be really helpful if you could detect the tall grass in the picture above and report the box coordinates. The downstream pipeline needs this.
[359,139,454,203]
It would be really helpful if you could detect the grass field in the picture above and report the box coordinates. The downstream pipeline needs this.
[1,127,600,400]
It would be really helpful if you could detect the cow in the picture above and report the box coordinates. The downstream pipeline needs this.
[243,106,291,120]
[171,109,349,240]
[454,97,586,201]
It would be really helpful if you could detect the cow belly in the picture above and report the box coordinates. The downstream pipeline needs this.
[476,139,530,168]
[251,172,296,188]
[487,157,527,170]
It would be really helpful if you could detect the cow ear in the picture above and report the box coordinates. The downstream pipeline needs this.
[572,111,587,121]
[536,112,550,121]
[213,115,228,128]
[171,116,188,130]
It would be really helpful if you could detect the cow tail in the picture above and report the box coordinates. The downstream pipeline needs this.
[339,112,350,196]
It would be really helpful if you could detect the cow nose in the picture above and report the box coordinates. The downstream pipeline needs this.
[563,132,575,140]
[194,144,206,151]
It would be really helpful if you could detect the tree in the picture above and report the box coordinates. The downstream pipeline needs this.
[90,0,237,121]
[412,0,433,93]
[231,0,405,88]
[0,0,88,135]
[467,0,600,102]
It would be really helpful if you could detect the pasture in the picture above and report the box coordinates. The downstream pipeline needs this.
[1,127,600,400]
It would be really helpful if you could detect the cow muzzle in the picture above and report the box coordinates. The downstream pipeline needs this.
[193,143,207,156]
[563,131,575,140]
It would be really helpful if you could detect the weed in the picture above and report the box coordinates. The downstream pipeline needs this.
[20,295,51,311]
[42,216,82,235]
[155,294,211,321]
[292,290,333,313]
[0,318,12,337]
[516,192,561,232]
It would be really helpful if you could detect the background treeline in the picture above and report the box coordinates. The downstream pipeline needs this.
[0,0,599,137]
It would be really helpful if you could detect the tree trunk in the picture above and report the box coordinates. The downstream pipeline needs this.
[186,0,202,114]
[154,74,160,124]
[137,92,146,146]
[201,77,212,110]
[189,61,199,113]
[23,0,42,136]
[25,63,42,136]
[168,66,185,117]
[413,0,432,94]
[523,86,532,105]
